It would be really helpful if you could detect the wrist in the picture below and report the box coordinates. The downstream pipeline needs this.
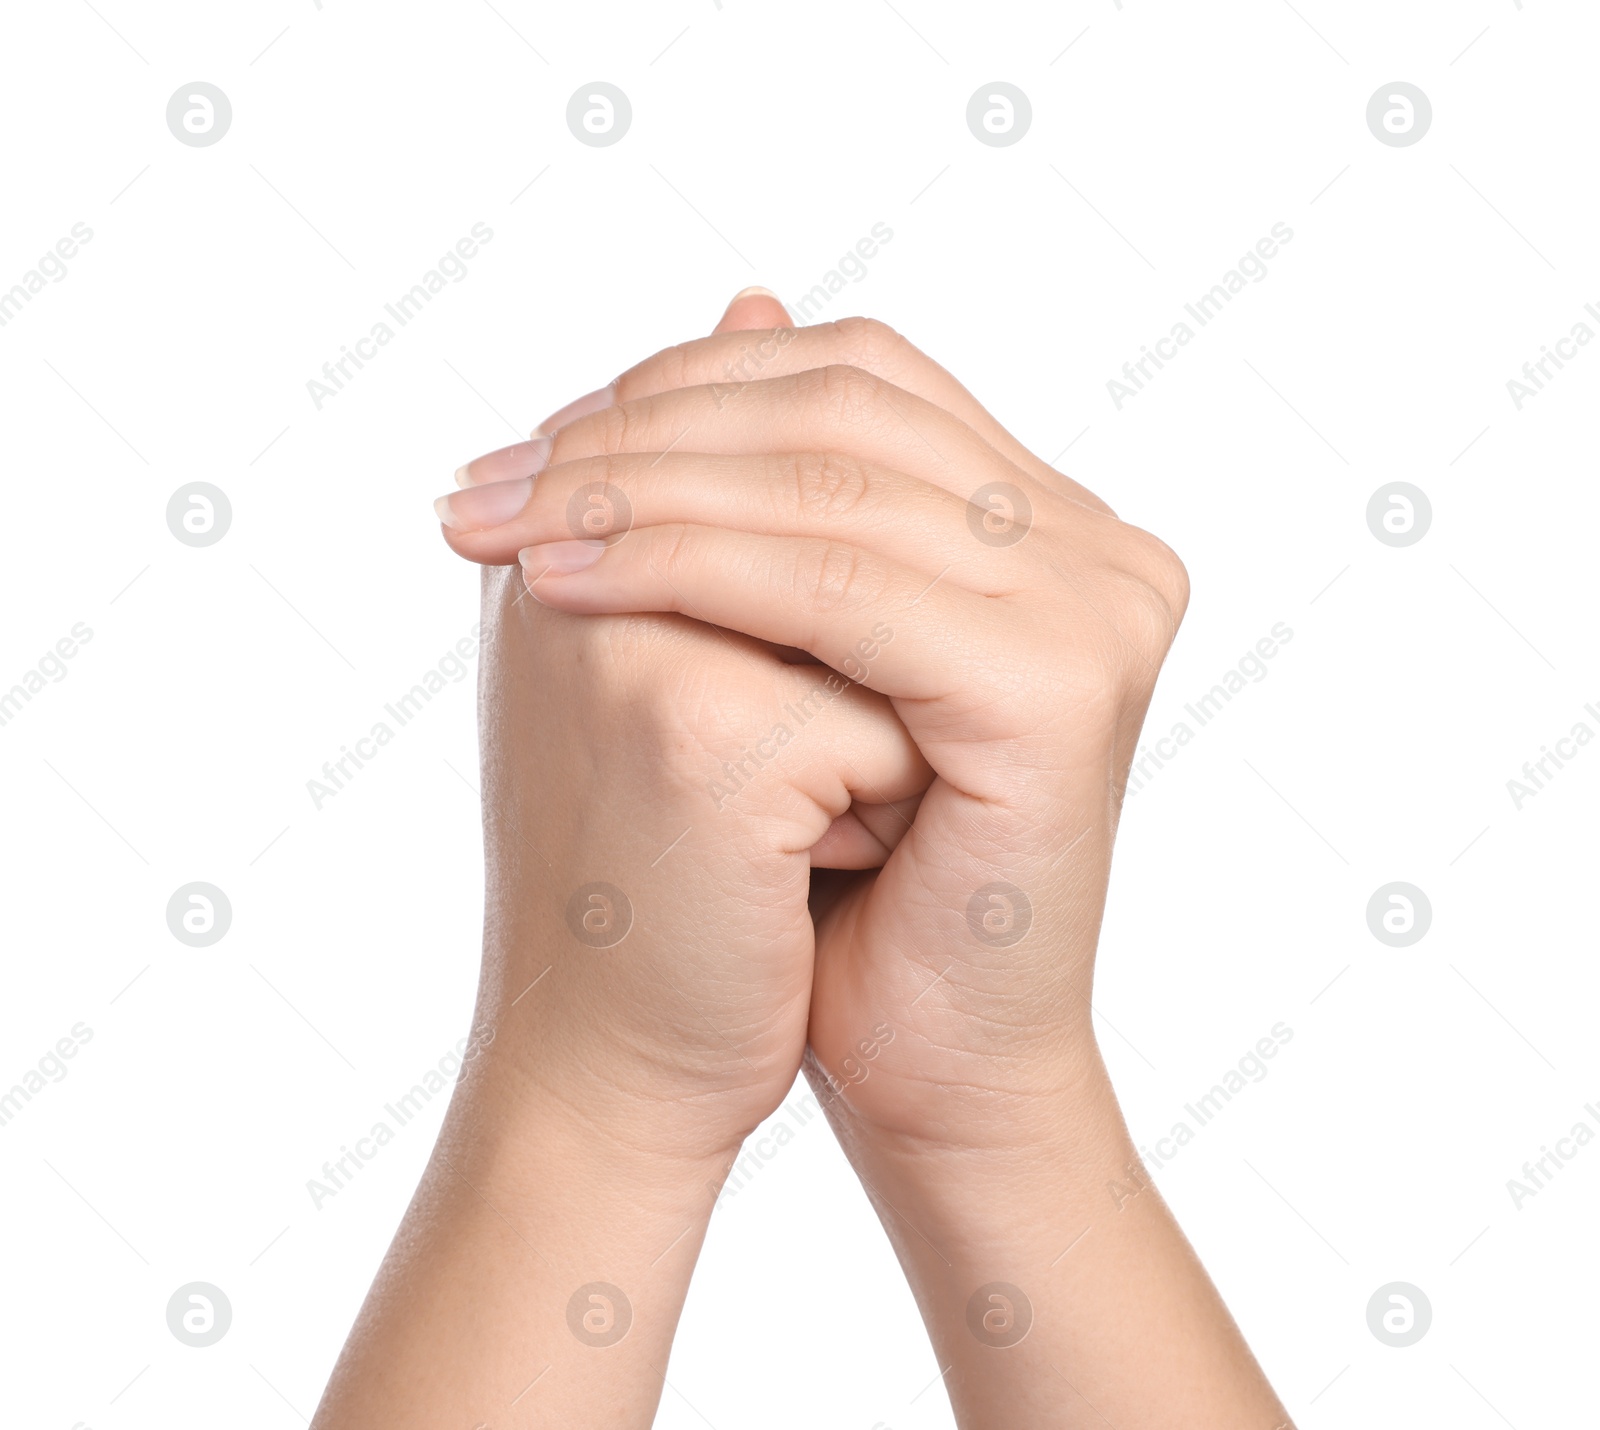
[311,1035,730,1429]
[832,1082,1288,1430]
[452,1051,733,1221]
[466,944,801,1172]
[820,1055,1134,1263]
[820,1061,1290,1430]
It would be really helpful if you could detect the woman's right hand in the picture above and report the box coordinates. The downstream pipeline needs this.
[467,511,929,1164]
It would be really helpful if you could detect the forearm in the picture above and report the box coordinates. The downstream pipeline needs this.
[310,1058,724,1428]
[828,1060,1291,1430]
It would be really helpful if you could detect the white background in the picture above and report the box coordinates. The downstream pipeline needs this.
[1,1,1595,1425]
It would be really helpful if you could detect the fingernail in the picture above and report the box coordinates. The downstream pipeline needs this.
[518,540,606,575]
[731,285,791,319]
[533,384,616,437]
[434,477,534,532]
[456,436,552,488]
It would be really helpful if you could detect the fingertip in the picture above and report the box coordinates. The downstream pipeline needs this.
[713,285,793,334]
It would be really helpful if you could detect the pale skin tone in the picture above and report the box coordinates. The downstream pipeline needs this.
[309,292,1294,1428]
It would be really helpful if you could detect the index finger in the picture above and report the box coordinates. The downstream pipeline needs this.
[540,315,1114,516]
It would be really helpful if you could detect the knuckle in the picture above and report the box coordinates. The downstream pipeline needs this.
[585,404,628,455]
[786,451,873,525]
[589,397,648,456]
[813,363,885,427]
[1073,572,1178,699]
[1119,527,1192,632]
[1146,538,1192,626]
[1115,573,1182,671]
[1046,528,1190,702]
[827,315,910,373]
[564,613,636,691]
[797,538,872,613]
[650,522,697,588]
[580,618,698,725]
[1040,568,1179,710]
[563,454,634,536]
[568,452,621,487]
[648,340,695,396]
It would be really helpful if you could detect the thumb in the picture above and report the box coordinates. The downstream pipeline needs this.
[712,284,792,335]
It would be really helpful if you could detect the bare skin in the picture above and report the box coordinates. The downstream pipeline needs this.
[310,292,1293,1429]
